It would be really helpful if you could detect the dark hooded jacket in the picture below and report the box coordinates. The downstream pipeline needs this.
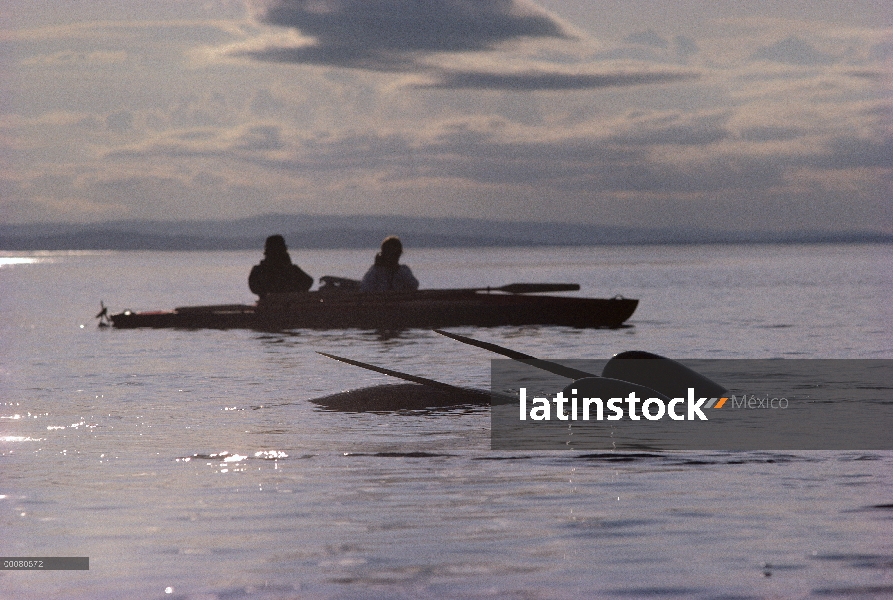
[249,236,313,297]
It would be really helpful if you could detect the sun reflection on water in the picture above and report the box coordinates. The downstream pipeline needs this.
[0,257,42,267]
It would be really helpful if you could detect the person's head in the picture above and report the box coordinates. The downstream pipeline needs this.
[264,234,289,257]
[379,236,403,263]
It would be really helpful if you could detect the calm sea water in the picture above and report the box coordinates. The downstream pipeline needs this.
[1,244,891,599]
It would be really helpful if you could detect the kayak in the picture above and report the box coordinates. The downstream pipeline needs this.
[107,289,637,330]
[106,286,638,330]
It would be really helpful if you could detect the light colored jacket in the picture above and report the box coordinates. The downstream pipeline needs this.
[360,264,419,292]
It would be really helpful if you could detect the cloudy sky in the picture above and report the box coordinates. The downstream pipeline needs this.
[1,1,891,232]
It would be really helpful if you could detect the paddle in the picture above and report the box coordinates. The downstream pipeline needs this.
[434,330,727,399]
[95,300,110,327]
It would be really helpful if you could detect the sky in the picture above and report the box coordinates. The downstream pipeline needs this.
[1,0,891,232]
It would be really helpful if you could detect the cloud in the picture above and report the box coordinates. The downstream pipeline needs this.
[823,136,893,169]
[243,0,568,70]
[594,31,697,64]
[235,0,699,91]
[106,111,134,132]
[751,36,836,65]
[422,69,697,91]
[4,6,888,232]
[236,125,284,150]
[98,115,791,196]
[738,125,803,142]
[624,29,669,49]
[847,70,885,81]
[249,89,285,115]
[869,41,893,61]
[674,35,698,60]
[10,102,890,229]
[22,50,129,67]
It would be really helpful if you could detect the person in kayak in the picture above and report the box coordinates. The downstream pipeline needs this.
[360,236,419,292]
[249,234,313,297]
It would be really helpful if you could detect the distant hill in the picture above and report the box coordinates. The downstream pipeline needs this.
[1,214,890,250]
